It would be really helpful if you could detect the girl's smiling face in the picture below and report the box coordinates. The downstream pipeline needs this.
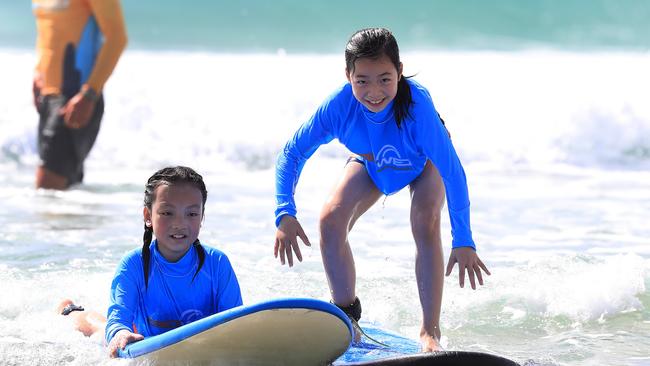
[143,183,204,262]
[346,54,402,113]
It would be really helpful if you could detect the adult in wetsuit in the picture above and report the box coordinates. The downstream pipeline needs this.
[32,0,128,189]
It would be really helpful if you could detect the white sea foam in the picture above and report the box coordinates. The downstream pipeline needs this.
[2,50,649,174]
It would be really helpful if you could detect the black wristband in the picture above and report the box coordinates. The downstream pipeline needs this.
[81,87,99,102]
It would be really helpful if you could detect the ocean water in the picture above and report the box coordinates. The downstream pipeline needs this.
[1,1,650,365]
[2,0,650,52]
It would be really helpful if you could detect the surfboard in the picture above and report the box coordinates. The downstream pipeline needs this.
[117,297,518,365]
[118,297,353,364]
[334,324,520,366]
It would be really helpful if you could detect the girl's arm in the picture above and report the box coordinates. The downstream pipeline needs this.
[274,87,346,227]
[107,329,144,358]
[415,92,490,287]
[215,254,243,312]
[417,102,475,249]
[105,254,142,346]
[274,93,341,266]
[275,117,335,227]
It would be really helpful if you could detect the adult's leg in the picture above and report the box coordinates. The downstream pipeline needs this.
[35,95,103,189]
[409,161,446,352]
[36,166,68,190]
[69,96,103,185]
[57,299,107,337]
[36,95,70,189]
[319,161,383,307]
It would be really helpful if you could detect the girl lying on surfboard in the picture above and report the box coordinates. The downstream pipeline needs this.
[58,166,243,357]
[273,27,490,352]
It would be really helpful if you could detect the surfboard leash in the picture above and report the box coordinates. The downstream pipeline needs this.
[351,319,391,348]
[333,297,391,348]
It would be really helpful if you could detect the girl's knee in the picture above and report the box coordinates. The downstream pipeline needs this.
[319,204,351,235]
[410,204,442,231]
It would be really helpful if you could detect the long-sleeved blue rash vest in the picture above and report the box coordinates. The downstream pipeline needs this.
[105,240,243,344]
[275,79,475,249]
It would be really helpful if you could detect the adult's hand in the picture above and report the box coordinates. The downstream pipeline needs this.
[60,92,96,129]
[32,73,43,111]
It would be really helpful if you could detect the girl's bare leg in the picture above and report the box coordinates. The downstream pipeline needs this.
[409,161,446,352]
[57,299,106,337]
[319,161,382,307]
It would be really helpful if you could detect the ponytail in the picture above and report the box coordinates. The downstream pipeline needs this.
[192,239,206,282]
[394,75,413,128]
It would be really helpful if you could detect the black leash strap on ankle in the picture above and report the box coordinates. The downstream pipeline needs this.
[333,297,390,348]
[61,304,85,316]
[333,297,362,322]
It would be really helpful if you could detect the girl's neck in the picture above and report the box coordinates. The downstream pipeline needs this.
[361,99,395,124]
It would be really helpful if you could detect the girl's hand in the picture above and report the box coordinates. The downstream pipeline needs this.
[108,329,144,358]
[445,247,491,289]
[274,215,311,267]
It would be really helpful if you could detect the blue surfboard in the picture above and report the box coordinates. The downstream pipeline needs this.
[335,324,519,366]
[118,297,518,365]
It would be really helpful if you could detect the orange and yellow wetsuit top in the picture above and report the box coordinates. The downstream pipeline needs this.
[33,0,127,97]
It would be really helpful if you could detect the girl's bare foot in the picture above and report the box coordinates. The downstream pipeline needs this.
[420,326,444,353]
[57,299,76,314]
[57,298,106,337]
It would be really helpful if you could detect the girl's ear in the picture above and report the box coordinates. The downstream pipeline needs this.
[143,207,152,227]
[398,62,403,79]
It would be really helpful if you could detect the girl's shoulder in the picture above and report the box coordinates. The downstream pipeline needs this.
[199,244,237,272]
[121,246,144,264]
[121,246,144,261]
[324,82,354,104]
[404,79,439,124]
[314,83,357,127]
[406,78,433,101]
[112,247,144,276]
[199,244,232,261]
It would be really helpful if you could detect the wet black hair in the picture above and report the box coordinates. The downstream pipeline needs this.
[142,166,207,289]
[345,28,413,128]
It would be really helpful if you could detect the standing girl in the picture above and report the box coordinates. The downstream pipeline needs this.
[60,166,243,357]
[273,28,489,352]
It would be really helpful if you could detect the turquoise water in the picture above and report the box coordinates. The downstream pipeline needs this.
[2,0,650,51]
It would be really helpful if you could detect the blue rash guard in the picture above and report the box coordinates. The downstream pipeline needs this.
[275,79,475,249]
[105,240,243,344]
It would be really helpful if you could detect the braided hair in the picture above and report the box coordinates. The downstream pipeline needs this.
[142,166,207,289]
[345,28,413,128]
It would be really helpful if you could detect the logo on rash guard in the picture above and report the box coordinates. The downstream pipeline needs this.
[375,145,412,172]
[181,309,204,324]
[148,309,205,329]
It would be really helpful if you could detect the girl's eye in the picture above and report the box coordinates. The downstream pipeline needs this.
[160,211,172,216]
[189,212,200,217]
